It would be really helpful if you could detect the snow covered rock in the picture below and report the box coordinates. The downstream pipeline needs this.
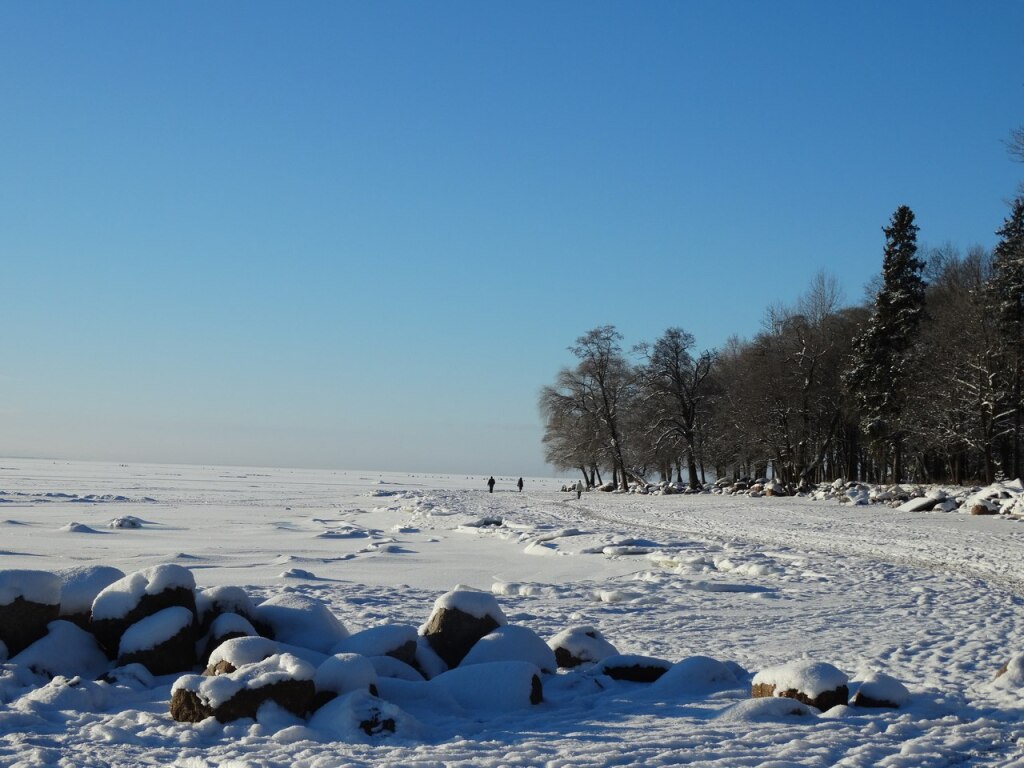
[430,660,543,712]
[91,564,197,657]
[56,565,124,629]
[548,625,618,668]
[170,652,316,723]
[195,585,267,638]
[332,624,418,667]
[751,660,849,711]
[0,569,62,656]
[650,655,743,697]
[117,605,198,675]
[420,588,507,669]
[460,625,557,673]
[256,593,349,654]
[595,654,671,683]
[850,670,909,708]
[896,496,939,512]
[201,612,258,664]
[993,653,1024,689]
[312,653,379,710]
[205,636,280,676]
[10,619,108,680]
[308,689,415,740]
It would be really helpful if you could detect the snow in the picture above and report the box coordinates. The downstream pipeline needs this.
[9,620,108,680]
[0,570,60,606]
[429,660,541,713]
[752,660,849,697]
[313,653,378,695]
[854,670,910,706]
[255,593,349,653]
[0,459,1022,766]
[207,636,279,670]
[207,612,256,639]
[118,606,194,655]
[56,565,125,616]
[332,624,417,658]
[459,625,557,673]
[91,564,195,621]
[547,625,618,664]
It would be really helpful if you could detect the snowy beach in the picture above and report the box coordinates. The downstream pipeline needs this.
[0,459,1021,766]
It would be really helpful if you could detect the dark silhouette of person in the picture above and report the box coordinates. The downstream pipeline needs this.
[487,476,495,493]
[517,477,524,492]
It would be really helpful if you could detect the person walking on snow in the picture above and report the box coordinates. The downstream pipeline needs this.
[575,480,584,499]
[487,476,495,493]
[517,477,524,492]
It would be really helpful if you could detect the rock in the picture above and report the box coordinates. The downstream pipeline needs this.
[596,654,671,682]
[117,606,198,676]
[850,671,909,708]
[548,626,618,668]
[421,589,507,669]
[971,502,999,515]
[201,612,258,664]
[56,565,125,630]
[91,565,197,658]
[751,661,849,711]
[195,586,268,639]
[0,570,62,656]
[170,652,315,723]
[255,593,348,654]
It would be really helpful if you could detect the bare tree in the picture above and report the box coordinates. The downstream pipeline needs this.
[636,328,716,488]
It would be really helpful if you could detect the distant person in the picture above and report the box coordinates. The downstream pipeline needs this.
[517,477,524,492]
[576,480,584,499]
[487,476,495,493]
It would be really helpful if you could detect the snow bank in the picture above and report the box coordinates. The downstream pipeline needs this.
[308,689,420,741]
[0,570,61,606]
[717,696,816,722]
[332,625,417,658]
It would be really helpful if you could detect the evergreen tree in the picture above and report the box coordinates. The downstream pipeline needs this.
[987,195,1024,478]
[845,205,926,481]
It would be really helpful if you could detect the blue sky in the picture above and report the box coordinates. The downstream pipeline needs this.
[2,1,1022,477]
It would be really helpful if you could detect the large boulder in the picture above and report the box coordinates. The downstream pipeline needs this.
[201,612,258,665]
[10,619,109,680]
[430,660,543,712]
[548,626,618,668]
[170,652,315,722]
[0,570,62,656]
[420,588,507,669]
[751,660,848,711]
[195,585,268,638]
[91,565,197,657]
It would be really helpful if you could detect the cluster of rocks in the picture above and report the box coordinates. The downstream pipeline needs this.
[565,474,1024,516]
[4,565,1016,733]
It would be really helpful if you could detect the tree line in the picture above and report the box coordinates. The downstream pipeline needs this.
[540,193,1024,490]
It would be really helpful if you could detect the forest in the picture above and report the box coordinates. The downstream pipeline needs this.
[540,141,1024,490]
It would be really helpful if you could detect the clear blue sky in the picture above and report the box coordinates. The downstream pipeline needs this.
[2,1,1022,477]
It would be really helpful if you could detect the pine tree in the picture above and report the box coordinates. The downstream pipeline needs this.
[845,205,926,481]
[988,196,1024,478]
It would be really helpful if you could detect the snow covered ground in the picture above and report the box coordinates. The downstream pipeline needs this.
[0,458,1022,767]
